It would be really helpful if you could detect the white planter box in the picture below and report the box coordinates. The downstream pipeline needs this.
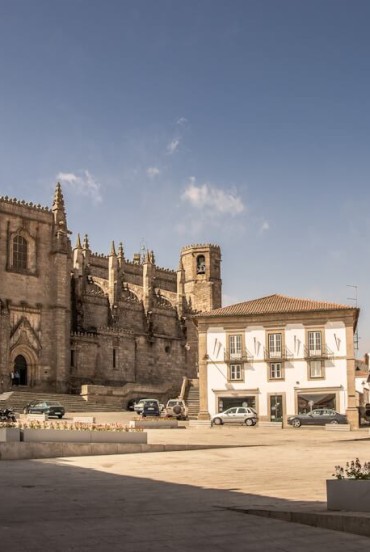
[21,428,147,444]
[327,480,370,512]
[0,428,21,442]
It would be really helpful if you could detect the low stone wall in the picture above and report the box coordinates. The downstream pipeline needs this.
[21,428,147,444]
[1,427,147,445]
[130,420,179,429]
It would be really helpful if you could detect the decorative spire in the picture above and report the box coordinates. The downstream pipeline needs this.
[118,242,124,258]
[52,182,67,229]
[83,234,90,251]
[110,241,117,256]
[74,234,82,250]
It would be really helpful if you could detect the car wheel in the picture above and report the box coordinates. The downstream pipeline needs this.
[245,418,254,426]
[58,415,63,419]
[330,419,339,424]
[292,419,301,428]
[213,417,223,425]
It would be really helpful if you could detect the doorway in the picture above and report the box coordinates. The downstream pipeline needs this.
[269,394,283,422]
[14,355,28,386]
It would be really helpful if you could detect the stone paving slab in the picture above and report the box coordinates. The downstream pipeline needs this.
[1,413,370,550]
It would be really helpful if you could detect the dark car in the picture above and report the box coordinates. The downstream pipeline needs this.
[141,400,160,417]
[24,400,65,419]
[126,398,142,411]
[287,408,348,428]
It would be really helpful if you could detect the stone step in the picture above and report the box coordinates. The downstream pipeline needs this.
[0,391,122,413]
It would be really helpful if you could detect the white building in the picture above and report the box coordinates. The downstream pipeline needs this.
[195,294,360,428]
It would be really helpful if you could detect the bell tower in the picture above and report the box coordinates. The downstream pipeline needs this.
[180,244,222,313]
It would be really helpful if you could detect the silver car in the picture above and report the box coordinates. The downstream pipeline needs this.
[211,407,257,426]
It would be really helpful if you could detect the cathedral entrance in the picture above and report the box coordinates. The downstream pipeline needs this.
[14,355,28,386]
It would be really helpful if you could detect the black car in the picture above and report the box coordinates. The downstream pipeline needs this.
[288,408,348,428]
[23,400,65,419]
[141,400,160,417]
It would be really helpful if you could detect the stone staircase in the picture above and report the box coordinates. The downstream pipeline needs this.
[185,381,200,419]
[0,390,122,413]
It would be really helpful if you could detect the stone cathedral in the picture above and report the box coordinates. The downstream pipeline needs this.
[0,184,222,402]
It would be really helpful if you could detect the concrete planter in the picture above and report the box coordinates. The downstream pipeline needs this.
[21,429,147,444]
[327,480,370,512]
[22,429,90,443]
[130,420,179,429]
[0,427,21,442]
[90,431,147,444]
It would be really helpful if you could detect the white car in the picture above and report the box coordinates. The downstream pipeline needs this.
[165,399,188,420]
[211,407,257,426]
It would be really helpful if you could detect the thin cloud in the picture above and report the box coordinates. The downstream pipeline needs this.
[56,170,102,204]
[176,117,188,126]
[181,178,245,215]
[166,138,180,155]
[260,221,270,232]
[146,167,160,178]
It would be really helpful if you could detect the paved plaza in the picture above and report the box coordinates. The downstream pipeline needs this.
[1,415,370,551]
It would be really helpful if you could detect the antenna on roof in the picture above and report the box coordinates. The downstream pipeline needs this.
[346,284,359,351]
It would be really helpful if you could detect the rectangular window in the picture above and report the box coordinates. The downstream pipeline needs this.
[229,335,242,359]
[268,333,282,358]
[308,331,322,356]
[270,362,282,379]
[229,364,242,381]
[113,348,117,369]
[70,350,75,368]
[309,360,323,378]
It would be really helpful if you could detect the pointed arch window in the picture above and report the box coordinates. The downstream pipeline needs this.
[13,235,28,270]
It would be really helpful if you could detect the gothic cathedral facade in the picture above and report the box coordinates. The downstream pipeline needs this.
[0,184,222,398]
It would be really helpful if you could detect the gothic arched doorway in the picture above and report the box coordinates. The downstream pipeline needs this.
[14,355,28,386]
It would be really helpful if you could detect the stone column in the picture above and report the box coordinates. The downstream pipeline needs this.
[345,317,359,429]
[197,322,210,420]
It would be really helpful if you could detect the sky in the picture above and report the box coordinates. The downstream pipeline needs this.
[0,0,370,355]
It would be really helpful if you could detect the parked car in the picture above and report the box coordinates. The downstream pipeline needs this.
[287,409,348,428]
[134,398,162,415]
[165,399,188,420]
[23,400,65,419]
[141,400,161,417]
[126,398,145,411]
[211,407,257,426]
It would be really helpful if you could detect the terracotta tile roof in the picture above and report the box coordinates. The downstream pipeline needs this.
[198,294,358,318]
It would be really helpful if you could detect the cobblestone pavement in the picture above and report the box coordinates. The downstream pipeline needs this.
[1,413,370,551]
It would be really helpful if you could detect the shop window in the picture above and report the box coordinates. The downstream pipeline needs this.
[297,393,335,414]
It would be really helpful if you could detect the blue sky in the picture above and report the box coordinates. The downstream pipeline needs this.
[1,0,370,354]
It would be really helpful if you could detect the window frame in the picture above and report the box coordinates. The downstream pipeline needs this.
[269,362,284,380]
[308,359,325,380]
[308,330,322,356]
[228,363,243,382]
[12,234,28,271]
[267,331,283,359]
[228,334,243,359]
